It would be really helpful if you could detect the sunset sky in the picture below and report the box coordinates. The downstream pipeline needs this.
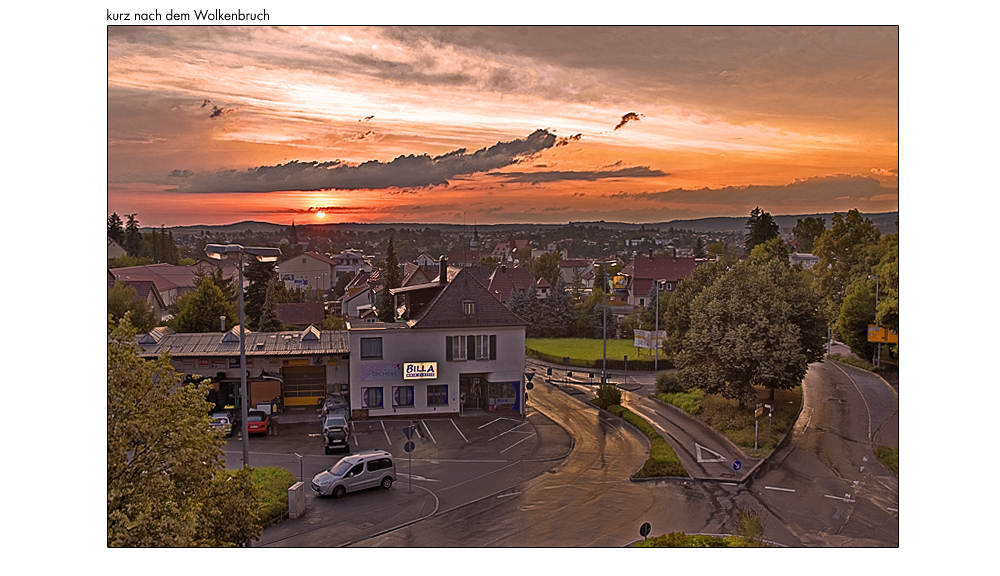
[107,25,898,227]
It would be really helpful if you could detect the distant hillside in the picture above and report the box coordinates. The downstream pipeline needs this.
[148,212,899,237]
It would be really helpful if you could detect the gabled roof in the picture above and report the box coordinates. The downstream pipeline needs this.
[108,279,167,310]
[407,268,528,329]
[287,251,338,267]
[486,266,535,303]
[620,255,698,295]
[277,302,326,326]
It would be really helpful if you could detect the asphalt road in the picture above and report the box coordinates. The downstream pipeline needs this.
[741,359,900,546]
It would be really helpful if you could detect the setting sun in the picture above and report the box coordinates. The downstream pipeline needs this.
[316,211,326,219]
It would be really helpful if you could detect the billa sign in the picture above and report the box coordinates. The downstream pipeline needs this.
[867,325,899,343]
[403,362,438,380]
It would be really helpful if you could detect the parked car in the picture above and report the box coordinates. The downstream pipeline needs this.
[209,411,234,437]
[322,394,349,415]
[246,410,270,435]
[311,450,396,498]
[322,414,351,454]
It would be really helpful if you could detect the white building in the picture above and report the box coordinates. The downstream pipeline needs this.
[347,260,528,418]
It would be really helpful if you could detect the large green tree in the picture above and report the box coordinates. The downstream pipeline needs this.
[125,213,142,257]
[534,279,578,337]
[170,277,238,333]
[677,260,821,406]
[108,316,260,546]
[108,282,158,333]
[744,206,780,254]
[257,278,286,332]
[243,260,276,330]
[661,257,733,357]
[528,252,561,287]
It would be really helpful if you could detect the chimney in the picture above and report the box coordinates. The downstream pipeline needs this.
[220,316,226,331]
[501,264,507,274]
[439,255,448,283]
[649,249,653,258]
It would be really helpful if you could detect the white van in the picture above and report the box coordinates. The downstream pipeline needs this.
[311,450,396,498]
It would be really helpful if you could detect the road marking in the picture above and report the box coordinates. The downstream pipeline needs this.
[543,484,571,490]
[451,419,469,443]
[396,473,440,482]
[479,418,504,429]
[489,422,529,441]
[500,433,537,453]
[496,492,521,499]
[859,466,865,473]
[878,480,898,494]
[421,420,437,444]
[372,536,391,547]
[695,443,727,463]
[381,420,391,445]
[887,507,898,513]
[765,486,796,492]
[824,494,856,503]
[830,362,873,440]
[863,455,869,462]
[721,482,739,487]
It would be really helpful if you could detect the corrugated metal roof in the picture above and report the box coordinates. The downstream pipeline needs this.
[137,327,349,358]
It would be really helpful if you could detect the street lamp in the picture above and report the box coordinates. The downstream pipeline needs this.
[594,261,609,383]
[206,243,282,468]
[868,274,881,367]
[654,279,664,371]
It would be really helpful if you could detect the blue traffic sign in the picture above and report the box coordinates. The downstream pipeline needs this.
[733,460,742,471]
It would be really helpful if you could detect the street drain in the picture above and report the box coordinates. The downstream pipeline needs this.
[826,397,845,404]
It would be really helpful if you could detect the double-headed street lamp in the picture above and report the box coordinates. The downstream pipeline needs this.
[594,260,611,383]
[206,244,282,468]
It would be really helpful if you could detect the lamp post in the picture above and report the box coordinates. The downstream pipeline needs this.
[594,261,609,383]
[206,243,282,468]
[654,279,663,371]
[868,274,880,367]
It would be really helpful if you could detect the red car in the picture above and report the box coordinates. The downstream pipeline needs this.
[246,410,270,435]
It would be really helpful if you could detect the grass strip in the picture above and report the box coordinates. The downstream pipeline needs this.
[653,388,705,415]
[604,403,688,478]
[632,532,770,547]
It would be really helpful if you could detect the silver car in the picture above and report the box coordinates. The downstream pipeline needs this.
[209,412,233,436]
[311,450,396,498]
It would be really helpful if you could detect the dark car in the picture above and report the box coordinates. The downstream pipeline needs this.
[246,410,270,435]
[322,414,351,454]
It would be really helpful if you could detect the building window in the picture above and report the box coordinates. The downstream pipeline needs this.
[360,337,383,359]
[452,336,467,360]
[463,300,476,315]
[475,335,490,360]
[392,386,414,407]
[427,385,448,405]
[362,387,383,408]
[301,258,306,264]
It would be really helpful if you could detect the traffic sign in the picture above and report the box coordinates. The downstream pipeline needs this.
[640,522,651,539]
[404,440,415,453]
[733,460,742,471]
[404,425,415,440]
[526,381,534,390]
[525,372,535,382]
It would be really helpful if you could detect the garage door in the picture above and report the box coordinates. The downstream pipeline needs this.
[282,365,326,407]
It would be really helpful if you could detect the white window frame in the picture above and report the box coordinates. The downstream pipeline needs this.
[453,336,467,361]
[475,335,490,360]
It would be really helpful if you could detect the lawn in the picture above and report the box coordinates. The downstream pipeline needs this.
[526,338,658,363]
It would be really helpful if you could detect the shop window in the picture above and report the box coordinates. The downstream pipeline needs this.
[392,386,414,407]
[427,385,448,405]
[362,387,383,408]
[360,337,383,359]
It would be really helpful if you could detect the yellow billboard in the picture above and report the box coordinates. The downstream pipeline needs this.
[867,325,899,343]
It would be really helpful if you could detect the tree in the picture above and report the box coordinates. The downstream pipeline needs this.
[125,214,141,257]
[506,287,541,336]
[244,260,276,330]
[376,237,402,322]
[108,282,158,333]
[661,257,732,357]
[835,279,877,360]
[792,216,826,254]
[873,233,899,332]
[677,259,823,406]
[528,252,561,287]
[108,212,125,244]
[257,278,286,332]
[534,279,578,337]
[812,209,881,316]
[108,316,260,546]
[694,237,707,259]
[744,206,779,254]
[170,277,238,333]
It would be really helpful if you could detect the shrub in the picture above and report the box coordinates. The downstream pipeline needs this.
[594,383,622,410]
[875,444,898,476]
[655,371,686,394]
[735,502,767,543]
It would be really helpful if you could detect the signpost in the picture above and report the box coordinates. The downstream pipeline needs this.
[640,522,651,541]
[403,425,416,494]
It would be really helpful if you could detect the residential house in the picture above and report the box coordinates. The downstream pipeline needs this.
[278,251,337,294]
[108,278,168,321]
[111,263,226,308]
[348,259,528,418]
[616,254,699,307]
[485,265,536,304]
[790,253,819,269]
[108,237,127,261]
[558,259,591,286]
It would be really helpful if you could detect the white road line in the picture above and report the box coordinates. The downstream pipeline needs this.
[381,420,391,445]
[500,433,537,453]
[831,362,873,440]
[479,418,504,430]
[496,492,521,499]
[765,486,796,492]
[451,419,469,443]
[887,507,898,512]
[421,420,437,444]
[824,494,856,503]
[372,536,391,547]
[489,422,529,441]
[543,484,572,490]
